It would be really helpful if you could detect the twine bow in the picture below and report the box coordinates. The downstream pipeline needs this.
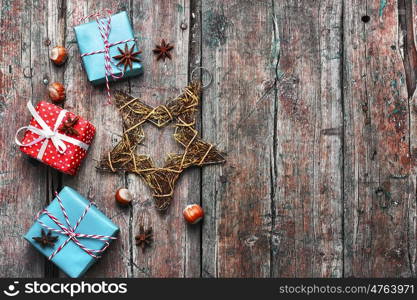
[79,9,135,103]
[35,192,116,260]
[15,101,89,159]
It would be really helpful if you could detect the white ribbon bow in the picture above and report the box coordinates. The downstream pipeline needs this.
[15,101,89,160]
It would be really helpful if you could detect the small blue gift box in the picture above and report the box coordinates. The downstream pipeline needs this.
[24,186,119,278]
[74,11,143,85]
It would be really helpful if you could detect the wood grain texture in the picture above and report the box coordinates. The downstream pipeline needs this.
[129,0,200,277]
[201,0,274,277]
[1,0,417,278]
[272,0,343,277]
[0,0,65,277]
[406,0,417,277]
[343,0,415,277]
[398,0,417,96]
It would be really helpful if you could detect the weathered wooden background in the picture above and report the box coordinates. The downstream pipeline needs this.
[0,0,416,278]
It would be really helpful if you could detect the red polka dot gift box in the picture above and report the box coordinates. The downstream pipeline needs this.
[15,101,95,175]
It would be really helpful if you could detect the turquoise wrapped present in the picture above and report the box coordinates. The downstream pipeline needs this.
[74,11,143,85]
[24,186,119,278]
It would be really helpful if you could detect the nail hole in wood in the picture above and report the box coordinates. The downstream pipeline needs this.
[361,15,370,23]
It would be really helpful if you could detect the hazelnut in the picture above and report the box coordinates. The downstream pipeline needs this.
[183,204,204,224]
[115,188,133,206]
[48,82,66,103]
[50,46,68,65]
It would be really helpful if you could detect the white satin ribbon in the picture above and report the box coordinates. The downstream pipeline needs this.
[15,101,89,160]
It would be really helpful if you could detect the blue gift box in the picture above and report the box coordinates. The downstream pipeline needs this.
[74,11,143,85]
[24,186,119,278]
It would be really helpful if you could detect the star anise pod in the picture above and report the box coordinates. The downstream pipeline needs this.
[152,39,174,61]
[32,229,58,248]
[113,44,142,72]
[60,116,80,136]
[135,225,153,252]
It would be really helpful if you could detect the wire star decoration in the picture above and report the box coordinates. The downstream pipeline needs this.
[98,82,225,211]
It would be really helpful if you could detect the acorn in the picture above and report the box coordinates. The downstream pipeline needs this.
[50,46,68,65]
[183,204,204,224]
[115,188,133,206]
[48,82,66,103]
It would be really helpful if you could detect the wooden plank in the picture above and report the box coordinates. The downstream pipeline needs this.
[43,0,68,278]
[343,0,415,277]
[129,0,200,277]
[2,0,416,279]
[398,0,417,96]
[201,0,274,277]
[271,1,343,277]
[0,0,65,277]
[61,0,133,277]
[405,0,417,277]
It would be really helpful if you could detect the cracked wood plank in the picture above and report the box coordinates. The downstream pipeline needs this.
[61,0,132,277]
[272,0,343,277]
[398,0,417,96]
[201,0,274,277]
[343,0,415,277]
[44,0,68,278]
[129,0,200,277]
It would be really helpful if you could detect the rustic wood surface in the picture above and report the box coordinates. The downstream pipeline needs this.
[0,0,416,278]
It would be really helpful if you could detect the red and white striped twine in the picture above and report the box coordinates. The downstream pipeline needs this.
[35,191,116,260]
[79,9,135,103]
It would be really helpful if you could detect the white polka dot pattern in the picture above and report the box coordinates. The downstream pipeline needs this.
[19,101,96,175]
